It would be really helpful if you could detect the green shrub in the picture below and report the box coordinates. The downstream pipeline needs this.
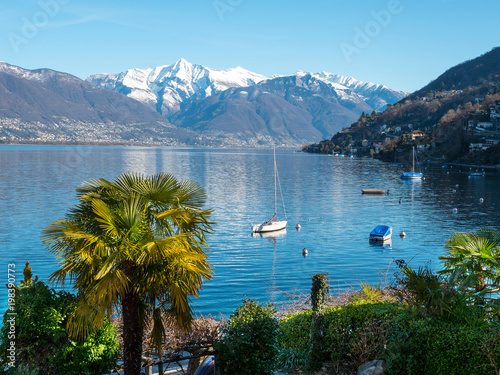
[0,280,119,374]
[279,301,405,369]
[216,299,280,375]
[323,301,404,368]
[385,318,500,375]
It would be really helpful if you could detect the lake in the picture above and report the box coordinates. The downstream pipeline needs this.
[1,145,499,317]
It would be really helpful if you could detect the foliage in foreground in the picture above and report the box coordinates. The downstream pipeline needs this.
[278,257,500,374]
[216,299,280,375]
[307,273,329,371]
[438,228,500,292]
[279,300,403,372]
[42,172,214,375]
[0,280,119,375]
[385,317,500,375]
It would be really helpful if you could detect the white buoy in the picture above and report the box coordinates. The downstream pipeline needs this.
[400,230,406,238]
[296,223,301,229]
[302,248,308,257]
[452,208,458,213]
[452,189,456,193]
[479,198,484,204]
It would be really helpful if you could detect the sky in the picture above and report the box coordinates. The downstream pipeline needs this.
[1,0,499,93]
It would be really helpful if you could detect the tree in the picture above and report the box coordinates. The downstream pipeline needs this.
[437,228,500,292]
[42,173,214,375]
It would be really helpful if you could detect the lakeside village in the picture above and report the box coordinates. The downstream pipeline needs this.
[2,172,500,375]
[304,87,500,168]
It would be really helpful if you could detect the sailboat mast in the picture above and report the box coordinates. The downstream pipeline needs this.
[274,146,277,214]
[412,147,415,173]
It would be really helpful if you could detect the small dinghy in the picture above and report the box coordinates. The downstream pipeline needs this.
[369,225,392,241]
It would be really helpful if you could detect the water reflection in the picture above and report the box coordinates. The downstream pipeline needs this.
[1,146,499,317]
[369,239,392,252]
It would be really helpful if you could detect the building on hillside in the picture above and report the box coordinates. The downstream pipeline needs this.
[477,122,493,129]
[490,106,500,120]
[485,139,500,147]
[469,143,486,151]
[411,130,425,140]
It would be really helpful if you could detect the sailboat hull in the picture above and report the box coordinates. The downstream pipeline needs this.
[400,147,423,180]
[400,172,423,180]
[252,220,287,233]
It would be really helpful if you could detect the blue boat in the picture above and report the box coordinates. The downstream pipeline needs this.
[369,225,392,241]
[401,147,423,180]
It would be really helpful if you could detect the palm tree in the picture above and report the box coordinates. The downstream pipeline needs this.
[43,173,214,375]
[437,228,500,292]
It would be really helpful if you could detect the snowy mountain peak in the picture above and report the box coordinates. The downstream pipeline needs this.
[86,59,267,115]
[293,70,407,110]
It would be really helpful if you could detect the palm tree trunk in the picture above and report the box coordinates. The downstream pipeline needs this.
[122,291,144,375]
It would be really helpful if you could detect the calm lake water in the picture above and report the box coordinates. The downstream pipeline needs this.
[1,145,499,317]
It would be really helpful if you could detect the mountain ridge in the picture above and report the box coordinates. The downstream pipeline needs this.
[87,59,407,116]
[302,47,500,165]
[0,59,407,147]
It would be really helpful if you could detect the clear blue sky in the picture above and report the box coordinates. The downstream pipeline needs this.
[1,0,499,92]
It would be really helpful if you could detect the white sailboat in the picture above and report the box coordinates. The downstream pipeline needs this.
[252,147,287,233]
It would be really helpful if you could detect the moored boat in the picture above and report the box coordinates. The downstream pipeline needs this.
[252,147,287,233]
[362,189,387,195]
[369,225,392,241]
[401,147,423,180]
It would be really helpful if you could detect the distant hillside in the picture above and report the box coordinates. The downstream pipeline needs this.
[303,48,500,166]
[0,62,195,145]
[412,47,500,97]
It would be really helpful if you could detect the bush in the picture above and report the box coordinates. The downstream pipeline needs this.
[0,280,119,374]
[385,318,500,375]
[279,300,405,370]
[323,301,404,368]
[216,299,280,375]
[278,309,312,352]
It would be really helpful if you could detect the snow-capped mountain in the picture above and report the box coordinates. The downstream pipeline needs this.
[169,73,374,146]
[296,70,407,111]
[86,60,406,121]
[86,59,267,116]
